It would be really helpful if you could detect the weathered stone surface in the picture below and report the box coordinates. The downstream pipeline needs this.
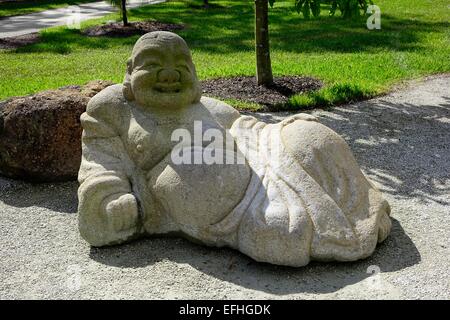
[78,31,391,267]
[0,80,113,182]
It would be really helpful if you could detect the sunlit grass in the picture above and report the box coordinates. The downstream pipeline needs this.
[0,0,449,110]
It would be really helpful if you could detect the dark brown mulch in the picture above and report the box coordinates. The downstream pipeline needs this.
[201,76,323,109]
[187,3,227,10]
[82,21,185,37]
[0,33,40,50]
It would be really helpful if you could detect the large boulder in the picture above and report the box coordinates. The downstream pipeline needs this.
[0,81,114,182]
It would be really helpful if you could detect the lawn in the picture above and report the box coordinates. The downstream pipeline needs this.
[0,0,449,110]
[0,0,101,17]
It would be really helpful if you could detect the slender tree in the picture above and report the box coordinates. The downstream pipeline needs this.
[255,0,273,85]
[110,0,129,26]
[254,0,372,86]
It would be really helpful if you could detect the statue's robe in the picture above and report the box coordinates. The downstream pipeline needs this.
[78,85,391,267]
[205,116,391,266]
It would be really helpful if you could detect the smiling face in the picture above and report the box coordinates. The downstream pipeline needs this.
[124,32,202,111]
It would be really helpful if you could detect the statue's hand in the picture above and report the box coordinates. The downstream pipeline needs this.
[103,193,139,232]
[281,113,318,126]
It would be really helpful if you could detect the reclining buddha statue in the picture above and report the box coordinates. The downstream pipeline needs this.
[78,31,391,267]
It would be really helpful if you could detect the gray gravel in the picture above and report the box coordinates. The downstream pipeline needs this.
[1,75,449,300]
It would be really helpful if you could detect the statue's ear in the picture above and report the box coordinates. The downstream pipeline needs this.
[123,58,135,101]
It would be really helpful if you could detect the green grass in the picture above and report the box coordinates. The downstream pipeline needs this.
[0,0,449,110]
[0,0,101,17]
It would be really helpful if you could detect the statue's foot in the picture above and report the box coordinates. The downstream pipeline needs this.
[79,193,140,247]
[378,203,392,243]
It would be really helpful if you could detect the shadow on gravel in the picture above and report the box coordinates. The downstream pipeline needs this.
[0,177,78,213]
[88,93,449,294]
[251,96,450,205]
[1,96,446,214]
[3,81,447,294]
[89,218,420,294]
[320,97,450,205]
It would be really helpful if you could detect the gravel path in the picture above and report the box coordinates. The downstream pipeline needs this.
[0,75,449,299]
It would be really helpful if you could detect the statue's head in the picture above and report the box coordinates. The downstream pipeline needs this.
[123,31,202,111]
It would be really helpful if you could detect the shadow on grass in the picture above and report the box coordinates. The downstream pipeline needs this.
[123,1,449,54]
[185,1,227,10]
[14,28,139,54]
[12,0,449,55]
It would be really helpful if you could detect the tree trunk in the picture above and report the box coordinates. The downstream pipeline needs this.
[121,0,128,26]
[255,0,273,86]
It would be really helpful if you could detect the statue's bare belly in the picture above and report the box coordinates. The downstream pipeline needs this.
[148,147,251,231]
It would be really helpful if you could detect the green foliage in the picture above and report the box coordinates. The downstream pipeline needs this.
[269,0,373,19]
[294,1,321,18]
[328,0,373,18]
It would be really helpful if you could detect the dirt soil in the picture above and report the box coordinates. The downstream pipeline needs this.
[201,76,323,109]
[82,21,185,37]
[0,32,40,49]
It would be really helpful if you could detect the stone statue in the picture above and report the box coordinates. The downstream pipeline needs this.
[78,31,391,267]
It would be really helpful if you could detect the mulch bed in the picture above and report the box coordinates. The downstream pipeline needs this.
[0,33,40,50]
[82,21,185,37]
[201,76,323,109]
[187,3,227,10]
